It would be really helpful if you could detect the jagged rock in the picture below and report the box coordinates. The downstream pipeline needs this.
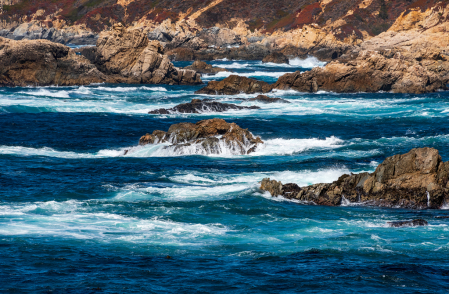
[184,61,228,75]
[0,24,202,87]
[0,37,107,87]
[149,98,259,114]
[248,95,290,103]
[260,148,449,209]
[388,219,428,227]
[273,47,449,94]
[262,52,289,64]
[138,118,263,155]
[195,75,272,95]
[94,23,202,85]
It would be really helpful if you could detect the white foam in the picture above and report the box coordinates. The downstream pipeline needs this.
[252,136,344,156]
[289,56,327,68]
[94,86,167,92]
[19,89,70,98]
[202,71,291,80]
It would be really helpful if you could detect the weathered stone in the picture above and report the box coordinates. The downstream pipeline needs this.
[149,98,259,114]
[262,52,289,64]
[388,219,428,227]
[138,118,263,155]
[248,95,290,104]
[195,75,272,95]
[184,61,228,75]
[260,148,449,209]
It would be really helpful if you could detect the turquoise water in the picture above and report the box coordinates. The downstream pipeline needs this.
[1,58,449,293]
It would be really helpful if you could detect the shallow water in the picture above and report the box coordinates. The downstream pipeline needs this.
[1,57,449,293]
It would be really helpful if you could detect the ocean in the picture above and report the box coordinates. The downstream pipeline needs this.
[1,57,449,293]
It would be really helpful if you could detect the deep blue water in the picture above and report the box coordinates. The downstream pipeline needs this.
[1,58,449,293]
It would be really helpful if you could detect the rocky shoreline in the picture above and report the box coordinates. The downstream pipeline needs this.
[260,148,449,210]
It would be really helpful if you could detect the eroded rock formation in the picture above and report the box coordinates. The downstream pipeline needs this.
[195,75,272,95]
[138,118,263,155]
[260,148,449,209]
[248,95,290,103]
[149,99,259,114]
[0,24,202,87]
[184,61,228,75]
[0,37,106,86]
[262,52,289,64]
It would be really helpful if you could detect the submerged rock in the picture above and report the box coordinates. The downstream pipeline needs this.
[260,147,449,209]
[195,75,272,95]
[138,118,263,155]
[388,219,428,227]
[184,61,228,75]
[248,95,290,104]
[149,99,259,114]
[262,52,289,64]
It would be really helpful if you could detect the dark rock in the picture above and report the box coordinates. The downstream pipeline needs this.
[149,98,260,114]
[262,52,289,64]
[184,60,228,75]
[388,219,428,227]
[138,118,263,155]
[248,95,290,103]
[260,147,449,209]
[195,75,272,95]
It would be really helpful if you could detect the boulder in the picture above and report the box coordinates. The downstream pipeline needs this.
[260,148,449,209]
[0,37,107,87]
[149,98,259,114]
[195,75,272,95]
[388,219,428,227]
[184,61,228,75]
[262,52,289,64]
[248,95,290,103]
[138,118,263,155]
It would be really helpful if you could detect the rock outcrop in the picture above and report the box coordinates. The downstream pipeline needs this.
[0,37,107,86]
[262,52,289,64]
[272,47,449,94]
[89,24,202,85]
[138,118,263,155]
[388,219,428,227]
[0,24,202,87]
[195,75,272,95]
[248,95,290,103]
[149,99,259,114]
[260,148,449,209]
[184,61,228,75]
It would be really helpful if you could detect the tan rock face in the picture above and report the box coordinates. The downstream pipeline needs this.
[195,75,272,95]
[138,118,263,155]
[0,37,107,86]
[184,60,228,75]
[273,47,449,94]
[95,24,202,85]
[260,148,449,209]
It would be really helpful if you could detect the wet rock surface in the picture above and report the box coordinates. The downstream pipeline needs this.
[138,118,263,155]
[184,61,228,75]
[261,148,449,209]
[248,95,290,104]
[388,219,428,228]
[195,75,272,95]
[149,99,259,114]
[262,52,289,64]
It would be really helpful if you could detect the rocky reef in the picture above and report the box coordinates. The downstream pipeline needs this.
[184,61,228,75]
[138,118,263,155]
[148,99,259,114]
[0,24,201,87]
[262,52,289,64]
[388,219,428,227]
[248,95,290,104]
[260,148,449,209]
[195,75,272,95]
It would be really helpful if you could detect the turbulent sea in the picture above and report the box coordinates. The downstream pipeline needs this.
[1,58,449,293]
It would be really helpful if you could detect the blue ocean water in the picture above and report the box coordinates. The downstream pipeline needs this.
[1,58,449,293]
